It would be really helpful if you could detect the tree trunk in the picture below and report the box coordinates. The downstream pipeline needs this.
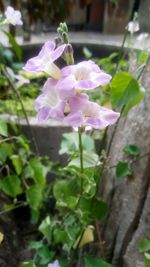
[100,61,150,267]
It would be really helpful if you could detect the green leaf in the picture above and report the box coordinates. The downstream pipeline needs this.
[26,184,44,210]
[145,253,150,267]
[38,246,54,265]
[0,175,22,197]
[116,161,132,178]
[0,119,8,137]
[28,240,44,250]
[0,143,13,164]
[123,144,140,156]
[11,155,23,175]
[139,239,150,253]
[39,216,52,243]
[69,151,100,169]
[84,255,113,267]
[53,178,79,208]
[122,86,145,116]
[78,197,109,221]
[3,31,22,61]
[111,72,142,112]
[29,158,47,185]
[20,262,36,267]
[91,198,109,220]
[59,132,95,155]
[137,50,149,64]
[54,229,70,244]
[83,47,92,58]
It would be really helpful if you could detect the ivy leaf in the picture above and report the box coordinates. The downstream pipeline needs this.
[59,132,95,155]
[116,161,132,178]
[0,175,22,197]
[26,184,44,210]
[0,143,13,164]
[69,151,100,169]
[111,72,144,114]
[39,216,52,243]
[84,255,113,267]
[28,240,44,250]
[122,86,145,116]
[91,198,109,220]
[11,155,23,175]
[139,239,150,253]
[29,158,47,185]
[123,144,140,156]
[37,246,54,265]
[0,119,8,137]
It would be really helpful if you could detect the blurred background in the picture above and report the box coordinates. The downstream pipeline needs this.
[0,0,149,40]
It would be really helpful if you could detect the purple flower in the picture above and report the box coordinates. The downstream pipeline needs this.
[58,60,111,94]
[64,98,120,129]
[4,6,23,26]
[48,260,61,267]
[23,41,66,79]
[35,78,65,122]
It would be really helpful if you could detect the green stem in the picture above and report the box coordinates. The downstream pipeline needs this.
[78,128,84,174]
[115,29,128,73]
[78,128,84,194]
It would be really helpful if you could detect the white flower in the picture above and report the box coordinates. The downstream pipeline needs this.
[4,6,23,26]
[127,21,140,34]
[137,32,149,41]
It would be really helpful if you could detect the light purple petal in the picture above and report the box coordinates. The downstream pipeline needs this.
[48,260,61,267]
[23,41,64,73]
[61,60,112,91]
[61,65,74,76]
[39,41,56,57]
[64,111,83,127]
[51,44,66,61]
[37,107,51,122]
[35,78,65,122]
[95,73,112,86]
[75,80,97,90]
[85,117,109,129]
[57,75,76,99]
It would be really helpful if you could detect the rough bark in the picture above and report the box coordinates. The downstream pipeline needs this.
[100,62,150,267]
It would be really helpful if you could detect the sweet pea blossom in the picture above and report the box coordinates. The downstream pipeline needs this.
[64,98,120,129]
[35,78,65,122]
[127,21,140,34]
[48,260,61,267]
[23,41,66,79]
[4,6,23,26]
[58,60,111,95]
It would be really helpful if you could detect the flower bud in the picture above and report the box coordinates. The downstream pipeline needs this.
[62,32,69,44]
[65,44,74,65]
[54,37,63,47]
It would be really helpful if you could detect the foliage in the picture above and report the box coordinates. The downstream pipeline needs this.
[139,239,150,267]
[0,119,51,223]
[0,12,149,267]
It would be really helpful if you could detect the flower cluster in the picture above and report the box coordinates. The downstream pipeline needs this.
[24,40,120,129]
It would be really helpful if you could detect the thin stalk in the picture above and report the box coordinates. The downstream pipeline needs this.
[0,136,18,143]
[78,128,84,174]
[78,128,84,195]
[0,202,27,215]
[2,67,39,155]
[137,53,150,81]
[115,29,128,73]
